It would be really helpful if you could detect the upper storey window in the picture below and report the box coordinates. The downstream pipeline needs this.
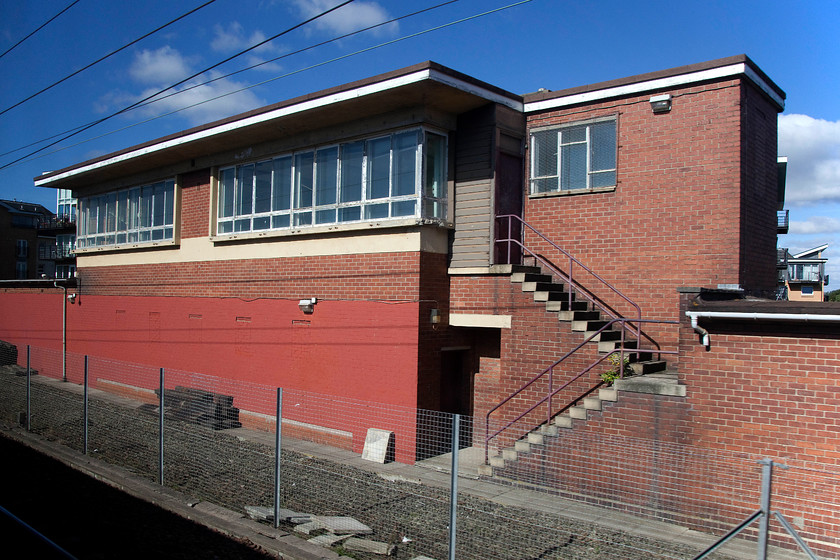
[77,180,175,249]
[530,118,616,194]
[216,128,447,235]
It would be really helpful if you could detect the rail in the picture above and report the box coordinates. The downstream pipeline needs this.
[496,214,642,343]
[483,313,678,464]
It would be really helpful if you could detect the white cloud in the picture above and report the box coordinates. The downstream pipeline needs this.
[790,215,840,235]
[291,0,397,35]
[101,45,265,126]
[778,114,840,206]
[211,22,284,72]
[137,72,266,126]
[129,46,196,86]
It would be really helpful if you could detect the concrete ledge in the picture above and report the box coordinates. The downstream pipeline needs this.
[449,313,512,329]
[613,376,687,397]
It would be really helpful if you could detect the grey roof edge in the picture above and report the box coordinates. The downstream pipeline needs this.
[523,54,785,109]
[33,61,522,186]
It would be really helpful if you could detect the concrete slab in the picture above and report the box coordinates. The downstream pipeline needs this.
[343,537,395,555]
[361,428,393,463]
[313,516,373,535]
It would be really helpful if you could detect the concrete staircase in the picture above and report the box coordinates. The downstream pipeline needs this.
[478,373,686,476]
[478,265,676,477]
[510,265,667,373]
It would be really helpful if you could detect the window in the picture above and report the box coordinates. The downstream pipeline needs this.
[16,239,28,258]
[15,261,27,279]
[530,118,616,194]
[801,286,815,296]
[788,263,821,282]
[77,180,175,249]
[216,129,447,236]
[56,264,76,279]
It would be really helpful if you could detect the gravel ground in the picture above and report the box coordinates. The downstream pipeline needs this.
[0,367,739,560]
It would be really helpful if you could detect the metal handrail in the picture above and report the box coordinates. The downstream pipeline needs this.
[484,314,678,463]
[496,214,642,343]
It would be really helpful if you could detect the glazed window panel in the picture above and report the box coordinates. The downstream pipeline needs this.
[531,118,616,193]
[77,179,175,249]
[216,128,447,235]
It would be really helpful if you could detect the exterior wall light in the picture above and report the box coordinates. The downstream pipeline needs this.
[430,308,441,324]
[649,94,672,114]
[298,297,317,314]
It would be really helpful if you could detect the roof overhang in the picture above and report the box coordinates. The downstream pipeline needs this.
[523,55,785,113]
[35,62,522,190]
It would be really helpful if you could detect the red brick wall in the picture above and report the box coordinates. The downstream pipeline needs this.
[521,78,778,352]
[451,274,604,450]
[179,169,211,239]
[739,83,780,294]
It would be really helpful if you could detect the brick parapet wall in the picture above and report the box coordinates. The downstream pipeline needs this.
[179,169,211,239]
[78,251,424,300]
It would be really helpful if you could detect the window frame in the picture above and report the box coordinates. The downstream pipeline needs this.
[76,179,176,251]
[215,127,448,238]
[529,116,617,195]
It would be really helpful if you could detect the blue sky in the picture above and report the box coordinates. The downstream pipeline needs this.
[1,0,838,283]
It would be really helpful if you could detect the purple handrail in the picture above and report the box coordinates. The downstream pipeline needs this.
[483,318,679,463]
[497,214,642,343]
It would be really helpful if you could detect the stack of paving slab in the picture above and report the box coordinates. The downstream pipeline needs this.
[154,386,242,430]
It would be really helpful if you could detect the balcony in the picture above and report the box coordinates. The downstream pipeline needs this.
[777,210,789,234]
[38,215,76,231]
[787,271,822,284]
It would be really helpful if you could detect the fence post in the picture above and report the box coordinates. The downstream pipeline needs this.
[274,387,283,529]
[83,355,89,455]
[25,345,31,431]
[756,458,774,560]
[159,368,165,486]
[449,413,460,560]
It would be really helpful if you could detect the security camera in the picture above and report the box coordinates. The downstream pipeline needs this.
[67,293,77,303]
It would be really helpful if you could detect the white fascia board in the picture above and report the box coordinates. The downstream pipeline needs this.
[36,69,520,187]
[427,69,523,112]
[525,63,785,113]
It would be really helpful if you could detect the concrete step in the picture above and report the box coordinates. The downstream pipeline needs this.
[522,281,565,293]
[599,387,618,402]
[583,397,602,411]
[509,268,546,283]
[539,424,559,437]
[630,360,667,375]
[550,301,590,316]
[489,455,506,468]
[514,440,531,453]
[572,319,609,332]
[502,448,518,461]
[534,290,574,303]
[568,406,587,420]
[527,432,544,445]
[553,415,573,428]
[598,339,638,353]
[591,329,623,342]
[477,463,494,477]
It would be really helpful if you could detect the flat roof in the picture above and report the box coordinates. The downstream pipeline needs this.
[523,54,785,113]
[35,61,523,190]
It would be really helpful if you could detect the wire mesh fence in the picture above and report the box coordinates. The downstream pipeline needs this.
[0,341,837,560]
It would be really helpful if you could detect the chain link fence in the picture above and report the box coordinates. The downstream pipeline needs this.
[0,341,836,560]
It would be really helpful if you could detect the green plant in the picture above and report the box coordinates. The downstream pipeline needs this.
[600,353,632,385]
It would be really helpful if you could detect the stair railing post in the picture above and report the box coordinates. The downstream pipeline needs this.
[756,458,774,560]
[448,413,460,560]
[274,387,283,529]
[26,345,31,431]
[159,367,165,485]
[83,355,89,455]
[547,365,553,424]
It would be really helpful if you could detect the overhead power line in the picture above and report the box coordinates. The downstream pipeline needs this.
[0,0,81,61]
[2,0,533,171]
[0,0,218,118]
[0,0,356,172]
[0,0,458,161]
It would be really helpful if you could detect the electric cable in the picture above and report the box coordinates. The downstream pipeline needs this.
[0,0,80,61]
[0,0,458,161]
[0,0,219,117]
[0,0,356,172]
[1,0,531,171]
